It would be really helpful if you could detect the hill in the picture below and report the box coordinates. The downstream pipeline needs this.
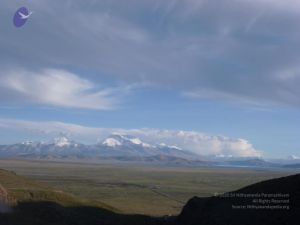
[0,169,166,225]
[177,173,300,225]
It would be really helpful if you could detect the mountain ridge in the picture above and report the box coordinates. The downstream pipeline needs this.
[0,135,201,165]
[0,135,299,168]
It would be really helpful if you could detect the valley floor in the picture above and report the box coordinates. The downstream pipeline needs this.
[0,159,295,216]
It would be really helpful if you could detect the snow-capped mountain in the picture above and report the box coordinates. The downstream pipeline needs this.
[98,134,196,159]
[54,136,72,147]
[102,134,153,148]
[53,136,79,148]
[0,135,85,158]
[159,143,182,150]
[0,134,198,162]
[2,135,296,168]
[102,137,122,147]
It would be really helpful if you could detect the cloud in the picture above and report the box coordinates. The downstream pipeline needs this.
[1,0,300,106]
[126,129,262,157]
[0,69,127,110]
[0,118,262,157]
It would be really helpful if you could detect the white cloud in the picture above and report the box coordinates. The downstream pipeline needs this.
[0,69,127,110]
[183,89,264,106]
[0,118,262,157]
[126,129,262,157]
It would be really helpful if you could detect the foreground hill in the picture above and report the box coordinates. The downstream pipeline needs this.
[0,169,166,225]
[177,173,300,225]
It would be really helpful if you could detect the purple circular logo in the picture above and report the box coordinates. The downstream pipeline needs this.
[13,7,32,28]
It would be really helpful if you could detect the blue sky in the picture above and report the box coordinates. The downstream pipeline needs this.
[0,0,299,158]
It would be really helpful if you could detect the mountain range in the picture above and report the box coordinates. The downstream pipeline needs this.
[0,134,200,163]
[0,134,299,168]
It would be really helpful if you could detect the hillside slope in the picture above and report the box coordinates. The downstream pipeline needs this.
[0,169,167,225]
[177,173,300,225]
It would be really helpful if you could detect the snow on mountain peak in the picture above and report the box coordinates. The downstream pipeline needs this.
[215,154,233,158]
[20,140,46,146]
[21,141,34,145]
[159,143,182,150]
[130,137,142,145]
[102,138,122,147]
[102,134,153,148]
[168,145,182,150]
[54,136,72,147]
[288,155,299,160]
[121,136,153,147]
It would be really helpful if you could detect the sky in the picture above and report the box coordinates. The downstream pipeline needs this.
[0,0,299,158]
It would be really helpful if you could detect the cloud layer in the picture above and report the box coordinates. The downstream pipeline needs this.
[1,0,300,106]
[0,69,126,109]
[0,118,262,157]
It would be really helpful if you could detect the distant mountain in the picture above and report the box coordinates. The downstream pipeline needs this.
[0,134,200,164]
[282,163,300,168]
[220,158,279,168]
[177,173,300,225]
[0,135,296,168]
[266,155,300,165]
[102,134,153,148]
[203,156,280,168]
[107,154,212,166]
[98,134,196,159]
[0,136,87,158]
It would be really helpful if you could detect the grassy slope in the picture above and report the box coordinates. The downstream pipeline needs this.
[0,169,116,210]
[0,169,166,225]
